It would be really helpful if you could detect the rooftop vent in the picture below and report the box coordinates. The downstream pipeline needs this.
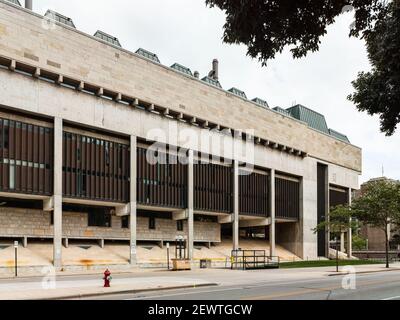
[201,76,222,88]
[6,0,21,6]
[252,98,269,108]
[329,129,350,143]
[228,88,247,99]
[44,10,76,28]
[135,48,160,63]
[171,63,193,76]
[273,106,292,117]
[94,30,121,47]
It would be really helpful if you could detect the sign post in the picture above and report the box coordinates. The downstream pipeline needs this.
[166,242,170,270]
[14,241,18,277]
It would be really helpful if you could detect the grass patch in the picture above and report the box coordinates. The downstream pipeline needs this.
[280,259,383,269]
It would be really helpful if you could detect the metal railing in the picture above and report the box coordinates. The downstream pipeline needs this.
[230,249,280,270]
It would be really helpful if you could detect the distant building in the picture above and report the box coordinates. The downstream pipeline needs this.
[356,177,400,251]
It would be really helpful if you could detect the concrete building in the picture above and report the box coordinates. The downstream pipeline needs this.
[0,0,361,268]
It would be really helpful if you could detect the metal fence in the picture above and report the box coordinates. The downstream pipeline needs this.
[231,249,279,270]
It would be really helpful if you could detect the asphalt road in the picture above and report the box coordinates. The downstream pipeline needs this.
[84,270,400,300]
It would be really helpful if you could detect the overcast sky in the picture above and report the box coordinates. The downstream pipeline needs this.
[30,0,400,184]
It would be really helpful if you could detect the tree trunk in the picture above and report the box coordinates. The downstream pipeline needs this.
[385,227,389,268]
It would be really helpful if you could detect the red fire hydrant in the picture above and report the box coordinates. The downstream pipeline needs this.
[103,269,111,287]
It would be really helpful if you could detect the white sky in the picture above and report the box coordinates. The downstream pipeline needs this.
[30,0,400,184]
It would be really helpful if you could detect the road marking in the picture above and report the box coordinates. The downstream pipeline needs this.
[382,296,400,300]
[242,278,400,300]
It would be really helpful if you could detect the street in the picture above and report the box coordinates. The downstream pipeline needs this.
[87,272,400,300]
[71,267,400,300]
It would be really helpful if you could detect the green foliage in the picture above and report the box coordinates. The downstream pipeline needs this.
[352,179,400,230]
[348,2,400,135]
[313,204,354,237]
[352,234,367,251]
[280,259,381,269]
[352,179,400,267]
[205,0,387,65]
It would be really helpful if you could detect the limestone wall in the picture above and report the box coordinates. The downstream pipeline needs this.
[0,207,221,242]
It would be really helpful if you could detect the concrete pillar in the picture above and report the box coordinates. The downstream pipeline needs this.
[22,236,28,248]
[53,117,63,269]
[63,238,69,248]
[98,239,105,249]
[325,167,330,258]
[129,135,137,265]
[347,188,352,258]
[232,160,239,250]
[269,169,276,257]
[187,149,194,260]
[340,232,345,253]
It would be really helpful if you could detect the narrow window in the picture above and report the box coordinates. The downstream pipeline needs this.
[3,120,9,149]
[177,220,183,231]
[88,210,112,227]
[149,217,156,230]
[121,215,129,229]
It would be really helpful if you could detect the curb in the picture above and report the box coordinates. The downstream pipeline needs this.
[327,268,400,276]
[40,282,219,300]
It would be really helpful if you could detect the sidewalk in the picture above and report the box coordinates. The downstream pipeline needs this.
[1,274,217,300]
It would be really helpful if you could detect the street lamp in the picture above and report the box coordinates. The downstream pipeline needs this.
[14,241,18,277]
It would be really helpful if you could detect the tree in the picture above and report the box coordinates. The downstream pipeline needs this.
[206,0,400,135]
[352,179,400,268]
[313,204,354,239]
[348,2,400,136]
[205,0,387,64]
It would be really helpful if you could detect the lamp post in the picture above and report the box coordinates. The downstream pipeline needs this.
[14,241,18,277]
[166,242,170,270]
[335,237,339,273]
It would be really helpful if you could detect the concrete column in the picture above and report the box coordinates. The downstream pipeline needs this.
[325,167,330,258]
[347,188,352,258]
[53,117,63,268]
[187,149,194,260]
[340,232,345,252]
[269,169,276,257]
[232,160,239,250]
[129,135,137,265]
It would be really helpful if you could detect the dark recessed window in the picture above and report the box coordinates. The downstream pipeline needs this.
[177,220,183,231]
[121,215,129,229]
[88,210,112,228]
[149,217,156,230]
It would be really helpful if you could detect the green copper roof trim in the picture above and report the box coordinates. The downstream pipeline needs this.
[135,48,160,63]
[228,87,247,99]
[94,30,121,47]
[273,106,292,116]
[252,97,269,108]
[286,104,329,135]
[329,129,350,143]
[7,0,20,6]
[44,10,76,28]
[201,76,222,88]
[170,63,193,76]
